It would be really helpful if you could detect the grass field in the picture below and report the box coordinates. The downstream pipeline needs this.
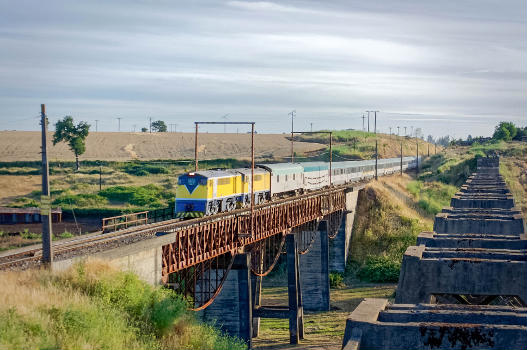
[0,260,244,350]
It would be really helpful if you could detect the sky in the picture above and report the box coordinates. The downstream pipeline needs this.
[0,0,525,138]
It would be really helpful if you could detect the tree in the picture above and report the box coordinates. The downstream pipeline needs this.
[53,116,90,171]
[493,122,517,141]
[141,127,148,132]
[151,120,167,132]
[427,135,435,144]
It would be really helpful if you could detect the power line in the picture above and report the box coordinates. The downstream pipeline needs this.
[117,117,122,132]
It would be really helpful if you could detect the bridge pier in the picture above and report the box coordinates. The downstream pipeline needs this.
[329,189,358,272]
[199,253,253,347]
[299,222,330,312]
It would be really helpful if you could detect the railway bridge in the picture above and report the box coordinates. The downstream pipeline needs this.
[1,180,365,347]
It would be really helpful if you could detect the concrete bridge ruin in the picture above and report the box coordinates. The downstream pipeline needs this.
[342,157,527,350]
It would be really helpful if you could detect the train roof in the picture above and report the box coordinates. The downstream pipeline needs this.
[297,161,329,172]
[233,168,269,176]
[186,169,239,179]
[257,163,304,175]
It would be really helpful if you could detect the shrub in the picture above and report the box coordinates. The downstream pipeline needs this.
[99,184,171,208]
[52,193,108,208]
[329,272,344,288]
[357,256,401,283]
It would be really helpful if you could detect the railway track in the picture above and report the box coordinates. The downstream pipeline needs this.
[0,178,370,272]
[0,218,184,270]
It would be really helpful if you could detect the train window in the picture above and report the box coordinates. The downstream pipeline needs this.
[178,177,186,185]
[277,175,279,183]
[199,178,207,185]
[285,175,288,181]
[293,174,296,180]
[187,177,197,186]
[218,178,230,186]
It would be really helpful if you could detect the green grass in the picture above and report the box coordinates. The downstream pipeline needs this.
[349,187,430,283]
[0,261,246,350]
[99,184,173,208]
[407,180,457,215]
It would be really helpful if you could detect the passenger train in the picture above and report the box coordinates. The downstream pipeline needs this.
[175,156,420,218]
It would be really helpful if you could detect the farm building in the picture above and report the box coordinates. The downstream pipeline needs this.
[0,207,62,224]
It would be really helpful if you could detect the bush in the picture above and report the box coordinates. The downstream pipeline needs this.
[357,256,401,283]
[122,163,170,176]
[329,272,344,288]
[52,193,108,208]
[99,184,170,208]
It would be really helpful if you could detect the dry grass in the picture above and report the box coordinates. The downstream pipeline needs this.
[501,157,527,217]
[253,283,395,349]
[0,131,326,162]
[0,260,245,350]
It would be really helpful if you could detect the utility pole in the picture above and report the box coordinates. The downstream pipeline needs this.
[428,144,430,157]
[149,117,152,133]
[416,139,419,175]
[361,114,365,131]
[400,142,403,176]
[366,111,370,132]
[99,165,102,191]
[375,139,378,180]
[40,104,53,265]
[117,117,122,132]
[310,122,313,132]
[289,110,296,162]
[435,142,437,154]
[221,114,229,133]
[95,119,99,132]
[370,110,379,134]
[397,126,400,136]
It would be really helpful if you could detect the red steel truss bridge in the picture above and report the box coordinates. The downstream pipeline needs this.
[0,181,360,311]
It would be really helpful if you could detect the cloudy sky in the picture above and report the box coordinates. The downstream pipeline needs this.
[0,0,525,138]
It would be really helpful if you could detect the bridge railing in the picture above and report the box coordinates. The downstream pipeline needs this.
[102,211,149,233]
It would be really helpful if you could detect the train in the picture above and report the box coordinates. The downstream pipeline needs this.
[175,156,420,218]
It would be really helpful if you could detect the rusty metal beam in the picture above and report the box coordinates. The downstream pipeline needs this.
[161,187,347,278]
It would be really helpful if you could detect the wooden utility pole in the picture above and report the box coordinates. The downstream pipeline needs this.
[40,104,53,264]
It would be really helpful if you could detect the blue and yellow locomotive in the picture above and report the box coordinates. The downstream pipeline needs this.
[175,168,271,217]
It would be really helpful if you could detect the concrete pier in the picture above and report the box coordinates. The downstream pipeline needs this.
[434,207,525,235]
[395,244,527,304]
[329,190,358,273]
[342,299,527,350]
[200,254,253,346]
[343,156,527,349]
[299,223,330,311]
